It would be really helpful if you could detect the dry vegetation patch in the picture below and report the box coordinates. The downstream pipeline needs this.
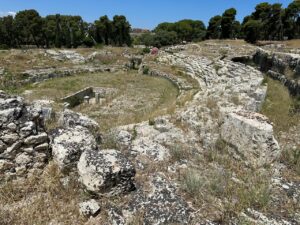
[0,163,87,225]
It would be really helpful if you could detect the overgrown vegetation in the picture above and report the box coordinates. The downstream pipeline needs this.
[181,139,272,223]
[0,163,87,225]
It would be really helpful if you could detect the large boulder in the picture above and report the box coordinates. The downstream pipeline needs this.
[78,149,136,196]
[0,91,50,181]
[51,126,97,170]
[221,111,280,167]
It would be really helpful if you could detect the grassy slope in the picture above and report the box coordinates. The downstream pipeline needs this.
[261,77,300,134]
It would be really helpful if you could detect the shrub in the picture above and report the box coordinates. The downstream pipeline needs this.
[82,36,94,47]
[143,66,150,75]
[148,118,155,126]
[281,148,300,175]
[142,47,150,54]
[0,44,9,50]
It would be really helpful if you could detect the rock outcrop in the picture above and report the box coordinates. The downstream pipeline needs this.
[221,111,280,167]
[58,109,99,131]
[45,49,86,63]
[51,126,97,170]
[108,174,191,225]
[0,91,50,181]
[253,48,300,96]
[78,149,136,196]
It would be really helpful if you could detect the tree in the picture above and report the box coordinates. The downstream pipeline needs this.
[14,10,43,47]
[268,3,284,40]
[283,0,300,39]
[0,16,15,48]
[112,15,132,46]
[243,19,262,43]
[206,15,222,39]
[221,8,237,39]
[154,19,206,42]
[95,15,112,45]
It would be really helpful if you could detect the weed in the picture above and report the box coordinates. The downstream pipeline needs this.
[281,148,300,175]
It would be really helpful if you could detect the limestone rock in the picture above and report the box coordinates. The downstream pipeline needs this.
[58,109,99,131]
[116,130,132,150]
[79,199,101,217]
[51,126,97,170]
[221,111,280,167]
[78,149,135,196]
[131,137,169,161]
[46,49,85,63]
[24,132,48,145]
[108,174,191,225]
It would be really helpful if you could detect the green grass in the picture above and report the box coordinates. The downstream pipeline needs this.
[16,70,179,131]
[261,77,300,133]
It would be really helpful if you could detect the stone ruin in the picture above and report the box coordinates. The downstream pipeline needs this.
[0,91,50,181]
[61,86,118,108]
[1,42,299,225]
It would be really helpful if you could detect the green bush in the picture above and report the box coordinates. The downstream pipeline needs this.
[143,66,150,75]
[0,44,9,50]
[142,47,150,54]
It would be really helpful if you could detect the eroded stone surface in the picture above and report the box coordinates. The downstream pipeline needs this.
[221,111,280,167]
[51,126,97,170]
[58,109,99,131]
[79,199,101,217]
[108,174,191,225]
[78,149,136,196]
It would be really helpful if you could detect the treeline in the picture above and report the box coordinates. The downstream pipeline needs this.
[0,9,131,49]
[0,1,299,49]
[136,0,299,47]
[241,1,300,43]
[134,20,206,47]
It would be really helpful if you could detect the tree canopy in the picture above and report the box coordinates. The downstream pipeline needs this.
[0,9,132,48]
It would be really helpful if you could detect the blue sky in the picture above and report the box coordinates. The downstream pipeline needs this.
[0,0,291,29]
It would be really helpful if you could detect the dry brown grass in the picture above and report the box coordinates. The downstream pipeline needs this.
[0,49,74,74]
[257,39,300,48]
[200,39,248,47]
[0,163,87,225]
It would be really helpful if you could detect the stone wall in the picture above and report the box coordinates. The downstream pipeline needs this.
[267,70,300,96]
[233,49,300,96]
[60,87,94,107]
[0,91,50,181]
[21,65,120,84]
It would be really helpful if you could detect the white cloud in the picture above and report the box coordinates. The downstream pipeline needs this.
[0,11,16,18]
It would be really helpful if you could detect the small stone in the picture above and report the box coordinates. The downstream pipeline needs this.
[34,143,49,151]
[24,133,48,145]
[7,123,17,131]
[79,199,101,217]
[23,147,34,153]
[15,153,32,165]
[0,160,14,172]
[282,184,290,190]
[6,141,22,153]
[1,133,19,144]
